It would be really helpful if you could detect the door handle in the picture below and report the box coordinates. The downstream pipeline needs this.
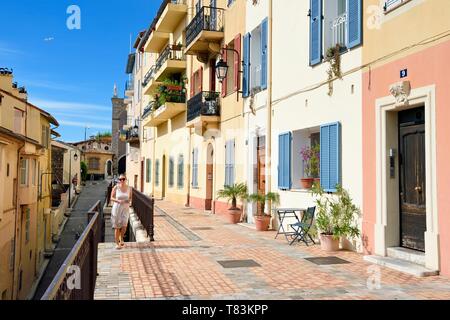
[415,186,422,193]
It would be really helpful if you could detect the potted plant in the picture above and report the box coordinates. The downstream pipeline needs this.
[300,144,320,189]
[248,192,280,231]
[217,183,248,224]
[311,182,360,252]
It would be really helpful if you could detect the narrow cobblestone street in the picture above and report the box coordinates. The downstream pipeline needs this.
[95,201,450,300]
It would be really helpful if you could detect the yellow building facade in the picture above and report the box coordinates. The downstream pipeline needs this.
[0,69,58,300]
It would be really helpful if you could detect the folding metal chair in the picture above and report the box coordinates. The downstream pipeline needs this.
[289,206,316,246]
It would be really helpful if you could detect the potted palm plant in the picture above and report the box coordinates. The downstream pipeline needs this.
[311,182,360,252]
[300,144,320,189]
[248,192,280,231]
[217,183,248,224]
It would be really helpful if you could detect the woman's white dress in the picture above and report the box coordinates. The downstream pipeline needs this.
[111,186,130,229]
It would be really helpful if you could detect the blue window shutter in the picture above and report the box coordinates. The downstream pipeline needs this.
[347,0,362,49]
[230,140,235,185]
[320,122,341,192]
[278,133,291,190]
[310,0,322,66]
[261,18,268,90]
[243,33,251,98]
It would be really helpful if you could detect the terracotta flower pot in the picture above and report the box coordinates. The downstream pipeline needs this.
[226,208,242,224]
[255,215,271,231]
[300,178,314,189]
[319,234,340,252]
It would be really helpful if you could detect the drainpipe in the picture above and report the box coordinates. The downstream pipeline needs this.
[12,142,25,299]
[267,0,274,226]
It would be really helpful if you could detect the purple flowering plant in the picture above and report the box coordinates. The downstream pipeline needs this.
[300,144,320,178]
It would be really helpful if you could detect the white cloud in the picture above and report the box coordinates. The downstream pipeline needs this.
[0,42,24,57]
[22,80,79,92]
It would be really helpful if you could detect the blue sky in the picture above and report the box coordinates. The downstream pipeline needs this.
[0,0,158,142]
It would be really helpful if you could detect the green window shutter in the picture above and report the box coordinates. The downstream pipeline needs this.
[178,155,184,188]
[169,157,174,187]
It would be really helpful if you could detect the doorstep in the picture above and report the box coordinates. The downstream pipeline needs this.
[363,255,439,277]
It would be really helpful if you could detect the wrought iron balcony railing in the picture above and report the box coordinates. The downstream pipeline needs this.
[125,78,134,92]
[185,6,225,47]
[330,13,347,49]
[384,0,411,12]
[187,91,220,122]
[142,101,157,119]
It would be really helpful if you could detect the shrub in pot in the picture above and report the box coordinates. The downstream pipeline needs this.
[217,183,248,224]
[300,144,320,189]
[248,192,280,231]
[311,182,360,252]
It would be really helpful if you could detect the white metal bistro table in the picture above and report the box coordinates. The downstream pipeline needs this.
[274,208,306,242]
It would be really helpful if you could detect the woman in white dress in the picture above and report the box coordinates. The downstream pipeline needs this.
[110,174,132,249]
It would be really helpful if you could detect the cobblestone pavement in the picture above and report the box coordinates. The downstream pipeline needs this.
[94,200,450,300]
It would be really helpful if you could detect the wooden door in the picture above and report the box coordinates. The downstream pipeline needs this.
[257,136,266,215]
[399,109,426,252]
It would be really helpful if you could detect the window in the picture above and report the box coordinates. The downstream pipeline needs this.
[243,18,268,97]
[169,157,175,187]
[190,67,203,98]
[20,159,28,186]
[192,148,199,188]
[24,207,30,243]
[309,0,362,66]
[177,155,184,188]
[291,128,320,189]
[224,140,235,186]
[278,123,341,192]
[155,160,160,186]
[227,0,236,7]
[222,35,241,97]
[88,158,100,170]
[14,109,25,135]
[0,93,3,105]
[146,159,151,183]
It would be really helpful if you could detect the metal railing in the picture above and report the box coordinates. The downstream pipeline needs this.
[142,101,156,119]
[41,201,104,300]
[125,78,134,91]
[330,13,347,48]
[186,6,225,47]
[131,188,155,241]
[155,44,185,74]
[187,91,220,122]
[106,181,113,207]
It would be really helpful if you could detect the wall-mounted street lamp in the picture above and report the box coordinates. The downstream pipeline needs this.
[215,47,243,101]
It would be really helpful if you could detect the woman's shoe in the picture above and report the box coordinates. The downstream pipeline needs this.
[115,244,122,250]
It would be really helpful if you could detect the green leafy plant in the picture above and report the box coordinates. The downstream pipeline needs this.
[311,182,360,240]
[325,44,342,96]
[217,183,248,210]
[248,192,280,216]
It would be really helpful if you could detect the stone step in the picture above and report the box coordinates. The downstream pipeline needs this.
[387,247,426,266]
[364,255,439,277]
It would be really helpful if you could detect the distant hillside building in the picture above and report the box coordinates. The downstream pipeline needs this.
[73,136,114,180]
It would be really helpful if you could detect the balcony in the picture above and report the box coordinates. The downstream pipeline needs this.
[185,6,225,56]
[143,85,187,127]
[153,44,187,82]
[186,91,220,129]
[143,66,158,95]
[155,0,188,33]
